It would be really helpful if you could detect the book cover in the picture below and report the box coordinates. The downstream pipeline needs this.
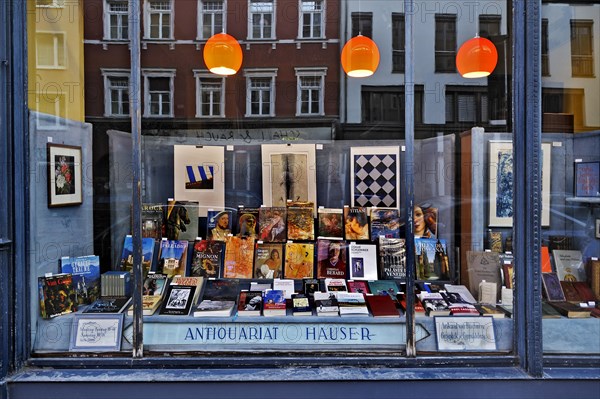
[258,207,287,242]
[140,202,164,240]
[159,285,197,316]
[291,293,313,316]
[253,242,284,279]
[316,239,347,279]
[475,304,506,318]
[587,259,600,300]
[415,237,451,281]
[314,292,340,315]
[60,255,101,305]
[418,292,450,316]
[130,295,163,316]
[236,207,259,238]
[337,292,369,316]
[449,305,480,316]
[206,209,233,241]
[324,278,348,293]
[263,289,287,316]
[572,282,596,302]
[541,302,562,319]
[378,237,406,280]
[142,272,168,296]
[273,279,295,299]
[237,291,263,316]
[502,263,514,289]
[553,250,586,282]
[190,239,224,278]
[397,292,426,316]
[38,274,77,318]
[443,284,477,304]
[193,300,236,317]
[120,235,155,277]
[171,276,205,305]
[348,242,378,280]
[541,272,566,302]
[317,207,344,238]
[164,200,197,241]
[287,206,314,241]
[465,251,502,301]
[343,206,369,240]
[303,278,320,298]
[223,236,255,278]
[283,242,314,279]
[347,280,370,294]
[366,294,399,318]
[368,280,400,298]
[158,239,189,278]
[369,208,400,240]
[541,246,552,273]
[549,301,591,318]
[84,296,131,314]
[202,278,240,301]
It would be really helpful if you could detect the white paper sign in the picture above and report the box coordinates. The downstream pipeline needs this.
[435,316,496,351]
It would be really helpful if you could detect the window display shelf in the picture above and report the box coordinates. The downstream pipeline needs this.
[566,197,600,205]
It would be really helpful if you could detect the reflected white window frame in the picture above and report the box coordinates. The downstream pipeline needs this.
[193,70,225,118]
[248,0,276,40]
[35,0,65,8]
[295,67,326,116]
[197,0,226,40]
[104,0,130,41]
[144,0,174,40]
[35,31,66,70]
[142,69,176,117]
[244,68,277,117]
[102,69,131,117]
[298,0,325,39]
[34,92,67,130]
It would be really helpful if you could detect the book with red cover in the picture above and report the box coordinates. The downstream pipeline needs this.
[397,292,426,316]
[366,294,399,318]
[541,246,552,273]
[560,281,582,302]
[572,281,596,302]
[347,280,370,294]
[223,236,255,278]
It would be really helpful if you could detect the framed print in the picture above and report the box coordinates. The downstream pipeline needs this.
[435,316,496,351]
[350,146,400,209]
[488,141,551,227]
[574,161,600,197]
[173,145,224,217]
[261,144,317,216]
[69,313,124,352]
[47,143,83,207]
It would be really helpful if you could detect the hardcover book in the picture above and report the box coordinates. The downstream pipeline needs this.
[158,239,189,278]
[263,289,287,317]
[253,242,284,279]
[237,290,263,316]
[553,250,586,282]
[541,246,552,273]
[317,207,344,238]
[541,302,562,319]
[140,202,165,240]
[369,208,400,240]
[38,273,77,318]
[190,239,224,278]
[325,278,348,293]
[465,251,502,301]
[397,292,426,316]
[291,293,313,316]
[236,207,260,238]
[283,242,314,279]
[171,276,204,306]
[572,282,597,303]
[348,242,378,280]
[206,209,233,242]
[415,237,451,281]
[417,292,450,317]
[378,237,406,280]
[347,280,370,294]
[587,259,600,300]
[194,278,239,316]
[316,239,348,279]
[337,292,369,316]
[541,272,566,302]
[258,206,287,242]
[129,295,163,316]
[443,284,477,304]
[365,294,399,318]
[159,284,197,316]
[60,255,101,305]
[142,272,168,296]
[84,296,132,314]
[273,278,295,299]
[120,235,155,278]
[368,280,400,298]
[286,205,314,241]
[164,200,197,241]
[193,300,236,317]
[223,236,255,278]
[474,304,506,318]
[303,278,320,298]
[549,301,591,318]
[343,206,369,240]
[313,291,340,316]
[101,271,132,297]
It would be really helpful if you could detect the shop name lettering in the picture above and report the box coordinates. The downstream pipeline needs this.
[202,129,303,143]
[184,325,374,343]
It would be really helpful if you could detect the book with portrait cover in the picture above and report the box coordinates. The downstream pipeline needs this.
[38,273,77,318]
[258,206,287,242]
[60,255,101,305]
[284,242,314,279]
[120,235,155,278]
[316,239,348,279]
[223,236,255,278]
[190,239,224,278]
[236,207,260,238]
[287,205,315,241]
[206,209,234,241]
[158,239,189,278]
[343,206,369,241]
[348,242,378,280]
[159,284,197,316]
[317,207,344,239]
[303,278,320,298]
[369,208,400,240]
[140,202,165,240]
[237,290,263,316]
[378,237,406,280]
[253,242,284,279]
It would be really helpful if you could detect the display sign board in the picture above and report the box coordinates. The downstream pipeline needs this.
[434,316,496,351]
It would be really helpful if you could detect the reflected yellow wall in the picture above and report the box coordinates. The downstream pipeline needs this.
[27,0,85,122]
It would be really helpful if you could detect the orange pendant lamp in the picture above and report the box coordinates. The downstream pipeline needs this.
[456,36,498,78]
[203,32,243,76]
[341,34,380,78]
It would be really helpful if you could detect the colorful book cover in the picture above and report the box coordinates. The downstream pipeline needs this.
[541,272,566,302]
[541,246,552,273]
[414,237,450,281]
[60,255,101,305]
[236,207,260,238]
[284,242,314,279]
[140,202,165,240]
[368,280,400,298]
[347,280,370,294]
[378,237,407,280]
[348,242,379,280]
[237,290,264,315]
[202,278,240,301]
[258,206,287,242]
[263,289,287,316]
[190,239,224,278]
[206,209,233,241]
[158,239,189,278]
[253,242,284,279]
[343,206,369,240]
[316,239,347,279]
[303,278,320,297]
[38,274,77,318]
[317,207,344,238]
[369,208,400,240]
[164,200,196,241]
[142,272,169,296]
[119,235,155,277]
[223,236,255,278]
[286,206,315,241]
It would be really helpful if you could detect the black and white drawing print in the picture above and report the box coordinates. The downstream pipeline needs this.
[350,146,400,208]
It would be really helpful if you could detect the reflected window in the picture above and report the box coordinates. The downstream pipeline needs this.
[361,86,423,124]
[570,20,594,77]
[479,14,501,38]
[145,0,173,40]
[194,72,224,117]
[296,68,325,116]
[445,86,488,124]
[392,13,405,73]
[300,0,324,39]
[102,70,130,117]
[435,14,456,73]
[36,0,64,7]
[249,1,274,39]
[36,32,65,69]
[245,69,277,116]
[143,70,175,117]
[105,1,129,40]
[542,19,549,76]
[351,12,372,38]
[199,0,224,39]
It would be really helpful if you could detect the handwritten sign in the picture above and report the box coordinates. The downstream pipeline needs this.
[69,314,124,352]
[435,317,496,351]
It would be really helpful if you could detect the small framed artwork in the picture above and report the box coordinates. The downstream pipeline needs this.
[350,146,400,209]
[69,313,124,352]
[47,143,83,207]
[574,161,600,197]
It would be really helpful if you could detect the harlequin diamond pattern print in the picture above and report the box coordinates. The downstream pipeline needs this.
[353,154,398,207]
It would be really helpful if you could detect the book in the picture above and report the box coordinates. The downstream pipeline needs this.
[449,305,480,316]
[84,296,132,314]
[171,276,204,306]
[337,292,369,316]
[273,278,295,299]
[253,242,284,279]
[313,292,340,316]
[236,207,259,238]
[587,259,600,300]
[549,235,573,252]
[497,304,513,318]
[223,236,255,278]
[201,278,240,302]
[478,281,498,305]
[303,278,320,298]
[465,251,502,301]
[263,289,287,317]
[325,278,348,293]
[140,202,165,240]
[572,281,597,302]
[101,271,132,297]
[291,293,313,316]
[206,209,233,241]
[159,284,197,316]
[367,280,400,298]
[347,280,370,294]
[286,205,314,241]
[542,272,566,302]
[120,235,155,278]
[258,206,287,242]
[343,206,369,240]
[378,237,406,280]
[38,274,77,318]
[348,242,378,280]
[158,239,189,278]
[237,290,263,316]
[417,292,450,316]
[369,208,400,240]
[397,292,426,316]
[549,301,591,318]
[443,284,477,304]
[283,242,314,279]
[193,299,236,317]
[317,207,344,238]
[502,263,514,289]
[142,272,169,296]
[365,294,399,318]
[250,281,272,293]
[541,302,562,319]
[541,246,552,273]
[190,239,224,278]
[316,239,347,279]
[131,295,163,316]
[553,249,585,282]
[475,304,506,318]
[166,200,199,242]
[60,255,101,305]
[415,237,451,281]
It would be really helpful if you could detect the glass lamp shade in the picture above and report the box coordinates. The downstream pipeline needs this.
[203,33,243,76]
[456,36,498,78]
[341,35,380,78]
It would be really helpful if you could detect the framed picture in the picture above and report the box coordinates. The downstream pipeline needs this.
[47,143,83,207]
[488,141,551,227]
[173,145,224,217]
[350,146,400,209]
[69,313,124,352]
[261,144,317,217]
[574,161,600,197]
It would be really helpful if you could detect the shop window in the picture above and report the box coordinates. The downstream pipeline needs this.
[145,0,173,40]
[102,70,130,117]
[245,69,276,117]
[542,19,549,76]
[570,20,594,77]
[434,14,456,73]
[35,32,66,69]
[194,71,225,117]
[104,0,129,41]
[299,0,324,39]
[479,14,501,38]
[445,87,488,124]
[361,86,423,124]
[392,13,405,74]
[351,12,372,38]
[296,68,325,116]
[143,70,175,117]
[249,1,274,40]
[198,0,224,40]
